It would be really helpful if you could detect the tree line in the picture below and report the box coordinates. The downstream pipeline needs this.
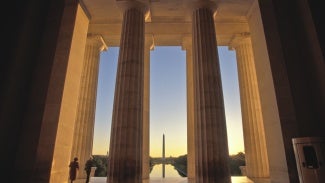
[91,152,245,177]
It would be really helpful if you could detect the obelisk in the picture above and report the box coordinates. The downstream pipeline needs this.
[162,134,165,178]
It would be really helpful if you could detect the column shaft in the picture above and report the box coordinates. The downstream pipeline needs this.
[182,37,195,182]
[107,2,145,182]
[142,35,153,182]
[48,4,89,182]
[71,35,107,179]
[192,3,231,183]
[232,35,269,178]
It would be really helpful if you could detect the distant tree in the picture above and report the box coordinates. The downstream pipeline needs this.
[149,156,154,173]
[229,152,246,175]
[90,153,246,177]
[168,152,246,177]
[172,154,187,177]
[92,155,108,177]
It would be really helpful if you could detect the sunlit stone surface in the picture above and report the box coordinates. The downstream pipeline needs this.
[90,177,254,183]
[90,165,256,183]
[5,0,324,182]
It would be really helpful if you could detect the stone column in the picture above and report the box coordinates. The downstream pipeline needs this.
[191,1,231,182]
[229,33,269,179]
[107,1,147,182]
[182,36,195,182]
[142,35,154,183]
[6,2,89,182]
[71,34,107,179]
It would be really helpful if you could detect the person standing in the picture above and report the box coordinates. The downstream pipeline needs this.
[85,156,94,183]
[69,157,79,183]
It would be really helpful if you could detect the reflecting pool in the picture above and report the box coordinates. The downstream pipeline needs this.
[150,164,181,178]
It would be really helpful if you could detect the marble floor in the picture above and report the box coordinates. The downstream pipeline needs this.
[86,164,270,183]
[89,176,255,183]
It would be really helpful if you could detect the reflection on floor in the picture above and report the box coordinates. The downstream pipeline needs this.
[90,176,255,183]
[90,164,258,183]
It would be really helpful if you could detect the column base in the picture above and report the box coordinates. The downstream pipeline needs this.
[249,177,271,183]
[142,178,150,183]
[73,178,86,183]
[187,177,195,183]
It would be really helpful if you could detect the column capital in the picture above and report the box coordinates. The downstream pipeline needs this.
[183,1,218,23]
[116,0,151,21]
[145,34,155,50]
[87,34,108,52]
[189,0,218,15]
[228,32,251,50]
[181,35,192,50]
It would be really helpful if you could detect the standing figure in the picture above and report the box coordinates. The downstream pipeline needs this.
[85,156,94,183]
[69,157,79,183]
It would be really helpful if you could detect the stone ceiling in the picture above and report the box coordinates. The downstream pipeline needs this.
[81,0,255,46]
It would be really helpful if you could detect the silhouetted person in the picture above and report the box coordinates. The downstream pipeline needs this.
[69,157,79,183]
[85,156,94,183]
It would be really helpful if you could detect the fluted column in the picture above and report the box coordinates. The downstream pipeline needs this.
[71,34,107,179]
[191,1,231,182]
[107,1,147,182]
[229,33,269,179]
[182,36,195,182]
[142,35,154,182]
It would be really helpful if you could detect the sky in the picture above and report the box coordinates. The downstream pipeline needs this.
[92,46,244,157]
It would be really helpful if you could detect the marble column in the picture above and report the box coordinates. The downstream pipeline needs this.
[229,33,269,179]
[182,36,195,182]
[71,34,107,179]
[107,1,147,182]
[191,1,231,182]
[142,35,154,182]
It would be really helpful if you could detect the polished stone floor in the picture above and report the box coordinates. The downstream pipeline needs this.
[87,164,262,183]
[89,176,255,183]
[86,164,271,183]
